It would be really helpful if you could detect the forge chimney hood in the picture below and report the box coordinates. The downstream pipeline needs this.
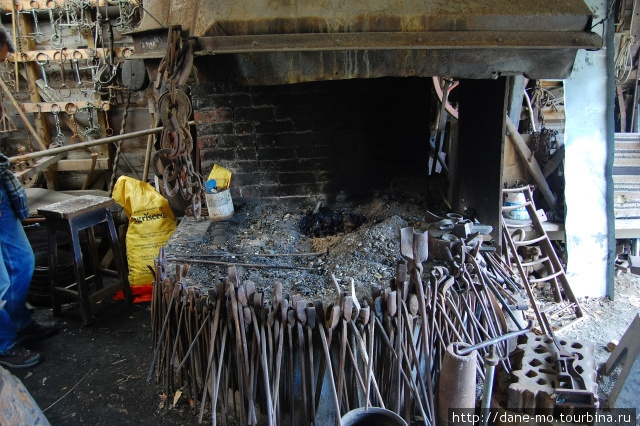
[133,0,601,85]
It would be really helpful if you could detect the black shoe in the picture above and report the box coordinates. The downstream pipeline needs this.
[16,320,59,345]
[0,345,41,369]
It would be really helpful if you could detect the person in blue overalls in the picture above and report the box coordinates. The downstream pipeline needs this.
[0,25,58,369]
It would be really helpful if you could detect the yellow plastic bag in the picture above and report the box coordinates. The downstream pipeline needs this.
[112,176,177,286]
[207,164,232,190]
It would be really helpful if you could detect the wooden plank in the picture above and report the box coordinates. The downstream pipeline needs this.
[542,145,564,178]
[13,153,65,182]
[539,107,565,123]
[2,0,109,11]
[614,208,640,218]
[21,101,110,113]
[614,174,640,184]
[503,134,530,186]
[505,115,557,210]
[614,158,640,168]
[601,314,640,411]
[54,158,109,171]
[614,192,640,203]
[616,218,640,230]
[7,47,133,63]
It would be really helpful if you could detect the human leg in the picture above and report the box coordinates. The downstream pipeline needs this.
[0,183,34,331]
[0,196,41,368]
[0,245,16,354]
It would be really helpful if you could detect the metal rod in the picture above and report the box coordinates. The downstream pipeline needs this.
[189,251,327,259]
[171,257,319,271]
[142,112,157,183]
[455,321,532,356]
[8,121,195,163]
[481,348,499,426]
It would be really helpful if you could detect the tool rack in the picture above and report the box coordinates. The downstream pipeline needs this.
[0,0,143,191]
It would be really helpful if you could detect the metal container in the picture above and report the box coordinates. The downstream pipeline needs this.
[206,189,234,221]
[341,407,408,426]
[504,191,529,220]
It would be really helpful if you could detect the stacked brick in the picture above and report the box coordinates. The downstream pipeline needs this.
[190,78,433,201]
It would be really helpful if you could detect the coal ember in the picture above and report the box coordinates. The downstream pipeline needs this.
[299,205,367,237]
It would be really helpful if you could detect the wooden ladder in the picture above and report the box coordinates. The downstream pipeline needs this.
[501,185,583,334]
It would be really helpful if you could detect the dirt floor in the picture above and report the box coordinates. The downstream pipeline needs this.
[8,195,640,425]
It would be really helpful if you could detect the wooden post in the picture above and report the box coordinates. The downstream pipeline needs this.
[18,12,58,189]
[452,78,508,247]
[505,115,558,210]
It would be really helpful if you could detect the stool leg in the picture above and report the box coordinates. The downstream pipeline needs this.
[46,221,61,316]
[86,226,104,291]
[106,212,133,303]
[70,227,92,326]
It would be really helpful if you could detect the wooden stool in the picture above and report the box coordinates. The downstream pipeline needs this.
[38,195,133,325]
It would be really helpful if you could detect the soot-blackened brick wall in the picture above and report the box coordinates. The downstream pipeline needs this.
[192,77,433,201]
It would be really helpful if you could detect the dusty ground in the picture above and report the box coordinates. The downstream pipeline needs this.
[8,195,640,425]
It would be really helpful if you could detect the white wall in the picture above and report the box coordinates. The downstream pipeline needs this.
[563,0,612,297]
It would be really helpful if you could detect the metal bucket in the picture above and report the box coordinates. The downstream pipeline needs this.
[504,191,529,220]
[206,189,234,221]
[341,407,408,426]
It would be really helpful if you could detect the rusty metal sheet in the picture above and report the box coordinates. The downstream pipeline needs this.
[131,0,600,82]
[195,48,586,85]
[196,31,600,54]
[135,0,595,37]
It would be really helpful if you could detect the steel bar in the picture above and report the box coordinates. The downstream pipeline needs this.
[318,325,341,425]
[172,258,318,271]
[148,221,540,424]
[197,31,601,54]
[455,322,533,356]
[190,251,327,258]
[8,121,195,163]
[148,293,177,383]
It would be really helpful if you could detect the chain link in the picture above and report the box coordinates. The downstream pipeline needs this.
[152,28,204,219]
[108,89,131,195]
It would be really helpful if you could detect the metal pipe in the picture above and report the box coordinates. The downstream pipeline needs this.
[9,121,195,163]
[454,321,532,356]
[142,111,157,183]
[480,347,499,426]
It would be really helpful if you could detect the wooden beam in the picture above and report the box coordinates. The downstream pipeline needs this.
[54,158,110,171]
[505,114,558,210]
[7,47,132,63]
[542,145,565,178]
[2,0,109,11]
[21,101,110,113]
[0,77,47,151]
[13,153,65,182]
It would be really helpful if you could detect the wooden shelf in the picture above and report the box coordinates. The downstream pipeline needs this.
[8,47,134,63]
[1,0,110,11]
[21,101,110,113]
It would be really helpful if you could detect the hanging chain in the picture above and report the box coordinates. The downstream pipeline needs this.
[528,128,558,164]
[152,28,204,219]
[528,131,540,162]
[108,89,131,195]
